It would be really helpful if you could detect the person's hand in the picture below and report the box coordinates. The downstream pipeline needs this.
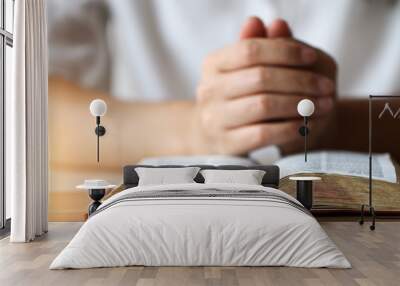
[193,17,336,155]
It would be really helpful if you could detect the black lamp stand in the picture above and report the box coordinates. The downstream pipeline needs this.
[358,95,400,230]
[298,116,309,162]
[95,116,106,162]
[359,95,379,231]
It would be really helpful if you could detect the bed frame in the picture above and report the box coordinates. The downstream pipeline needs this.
[122,165,280,189]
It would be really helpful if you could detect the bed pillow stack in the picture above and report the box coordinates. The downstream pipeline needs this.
[135,167,266,186]
[135,167,200,186]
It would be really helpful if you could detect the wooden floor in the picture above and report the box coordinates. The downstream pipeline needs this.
[0,221,399,286]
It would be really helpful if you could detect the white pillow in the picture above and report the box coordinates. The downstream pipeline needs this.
[135,167,200,186]
[200,169,266,185]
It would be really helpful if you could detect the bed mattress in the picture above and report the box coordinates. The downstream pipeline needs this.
[50,183,350,269]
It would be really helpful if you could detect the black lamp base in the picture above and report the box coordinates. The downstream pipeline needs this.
[296,180,313,210]
[88,188,106,215]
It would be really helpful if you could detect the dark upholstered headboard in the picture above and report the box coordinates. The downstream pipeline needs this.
[123,165,280,189]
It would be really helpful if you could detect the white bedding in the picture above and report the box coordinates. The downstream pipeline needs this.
[50,183,350,269]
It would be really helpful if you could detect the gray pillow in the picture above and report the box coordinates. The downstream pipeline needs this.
[200,169,266,185]
[135,167,200,186]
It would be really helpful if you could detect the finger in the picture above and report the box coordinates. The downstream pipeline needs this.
[200,66,335,100]
[205,39,318,73]
[268,18,292,38]
[239,16,267,39]
[292,39,337,80]
[222,94,334,128]
[223,120,304,155]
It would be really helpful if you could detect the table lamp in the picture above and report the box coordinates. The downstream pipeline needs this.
[89,99,107,162]
[297,99,315,162]
[294,99,317,209]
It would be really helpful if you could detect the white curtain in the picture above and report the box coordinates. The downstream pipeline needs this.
[8,0,48,242]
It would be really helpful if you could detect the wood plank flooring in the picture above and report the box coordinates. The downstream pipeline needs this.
[0,221,399,286]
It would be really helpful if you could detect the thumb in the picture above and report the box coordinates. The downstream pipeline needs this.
[267,18,292,38]
[239,16,267,40]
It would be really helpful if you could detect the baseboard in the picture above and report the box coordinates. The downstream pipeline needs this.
[48,191,90,222]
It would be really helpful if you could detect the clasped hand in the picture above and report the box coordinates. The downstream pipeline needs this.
[194,17,336,155]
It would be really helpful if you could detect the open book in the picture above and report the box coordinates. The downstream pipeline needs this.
[273,151,397,183]
[140,150,398,183]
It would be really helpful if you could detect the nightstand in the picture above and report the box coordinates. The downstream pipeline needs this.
[289,176,321,210]
[77,180,116,216]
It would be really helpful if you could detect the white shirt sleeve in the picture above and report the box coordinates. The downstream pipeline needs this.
[47,0,111,92]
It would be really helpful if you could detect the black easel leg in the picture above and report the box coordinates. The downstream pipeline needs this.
[359,204,365,225]
[358,204,376,231]
[370,206,376,231]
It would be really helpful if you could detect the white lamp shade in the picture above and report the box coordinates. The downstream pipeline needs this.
[297,99,315,117]
[89,99,107,117]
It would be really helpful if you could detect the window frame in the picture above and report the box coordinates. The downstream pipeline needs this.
[0,0,13,235]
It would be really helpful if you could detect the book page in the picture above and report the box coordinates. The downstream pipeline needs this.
[275,151,397,183]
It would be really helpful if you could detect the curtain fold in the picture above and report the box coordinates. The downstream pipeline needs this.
[9,0,48,242]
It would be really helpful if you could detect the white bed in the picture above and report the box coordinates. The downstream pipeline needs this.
[50,183,350,269]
